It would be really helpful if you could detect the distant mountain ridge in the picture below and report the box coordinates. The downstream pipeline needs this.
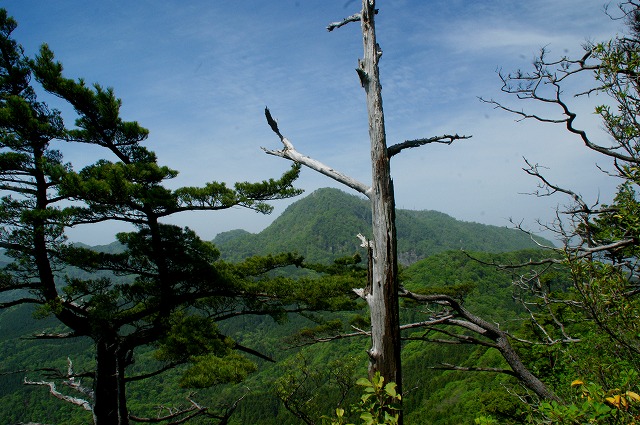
[214,187,548,265]
[0,188,548,268]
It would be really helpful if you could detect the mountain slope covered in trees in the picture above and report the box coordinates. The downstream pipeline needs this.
[0,187,550,424]
[214,187,548,264]
[0,249,545,425]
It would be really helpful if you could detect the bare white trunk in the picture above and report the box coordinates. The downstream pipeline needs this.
[359,0,402,396]
[263,2,404,419]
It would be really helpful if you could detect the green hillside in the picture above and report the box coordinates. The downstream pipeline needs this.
[215,187,549,264]
[0,189,555,424]
[1,249,546,424]
[226,248,550,425]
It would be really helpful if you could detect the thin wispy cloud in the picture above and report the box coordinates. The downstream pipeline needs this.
[4,0,624,244]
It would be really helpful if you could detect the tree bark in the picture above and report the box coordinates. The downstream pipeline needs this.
[359,0,403,401]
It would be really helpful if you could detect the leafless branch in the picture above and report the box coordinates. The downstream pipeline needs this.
[399,315,455,331]
[234,341,276,363]
[327,12,361,31]
[522,158,590,211]
[262,108,372,197]
[129,394,207,424]
[430,363,518,377]
[398,288,560,400]
[129,390,248,425]
[462,250,563,270]
[326,9,379,32]
[287,315,458,348]
[23,359,94,414]
[27,331,78,339]
[295,325,370,346]
[23,378,93,411]
[126,362,181,383]
[404,322,499,349]
[0,297,43,308]
[387,134,471,158]
[480,99,566,124]
[481,48,640,165]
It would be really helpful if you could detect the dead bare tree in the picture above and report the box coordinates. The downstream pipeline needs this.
[263,2,469,419]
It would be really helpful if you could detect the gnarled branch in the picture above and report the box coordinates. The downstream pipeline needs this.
[387,134,471,158]
[23,358,94,413]
[262,108,372,197]
[430,363,518,377]
[326,9,378,32]
[399,289,560,401]
[327,12,362,32]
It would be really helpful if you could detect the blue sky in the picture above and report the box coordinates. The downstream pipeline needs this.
[4,1,625,245]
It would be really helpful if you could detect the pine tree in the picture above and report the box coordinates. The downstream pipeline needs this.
[0,8,316,424]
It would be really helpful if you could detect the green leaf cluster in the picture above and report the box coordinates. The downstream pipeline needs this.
[532,371,640,425]
[325,373,402,425]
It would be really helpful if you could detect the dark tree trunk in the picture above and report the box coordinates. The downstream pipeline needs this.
[94,338,127,425]
[117,348,130,425]
[495,335,560,401]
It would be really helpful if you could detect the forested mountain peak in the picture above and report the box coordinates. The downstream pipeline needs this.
[214,187,548,264]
